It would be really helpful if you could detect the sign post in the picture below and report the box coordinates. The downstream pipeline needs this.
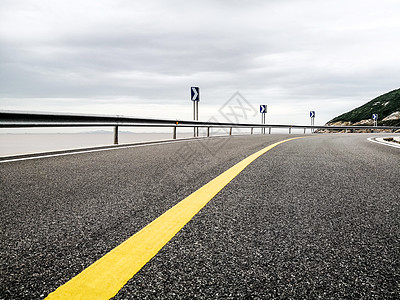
[310,111,315,133]
[191,87,200,137]
[260,105,267,134]
[372,114,378,127]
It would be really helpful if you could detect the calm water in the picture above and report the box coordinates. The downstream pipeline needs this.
[0,127,302,157]
[0,132,195,157]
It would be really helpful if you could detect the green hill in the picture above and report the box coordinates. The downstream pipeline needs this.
[327,88,400,126]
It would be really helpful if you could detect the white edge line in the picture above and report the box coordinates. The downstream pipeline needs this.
[367,137,400,149]
[0,139,192,164]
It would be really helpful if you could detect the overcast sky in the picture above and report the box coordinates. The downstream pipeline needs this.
[1,0,399,125]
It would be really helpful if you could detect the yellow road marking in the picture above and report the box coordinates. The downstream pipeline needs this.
[46,137,303,299]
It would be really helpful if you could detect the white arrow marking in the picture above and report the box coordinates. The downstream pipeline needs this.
[192,87,198,101]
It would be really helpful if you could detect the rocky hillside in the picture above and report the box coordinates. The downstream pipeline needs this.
[327,88,400,126]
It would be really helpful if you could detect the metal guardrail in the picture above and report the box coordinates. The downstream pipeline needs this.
[1,111,399,144]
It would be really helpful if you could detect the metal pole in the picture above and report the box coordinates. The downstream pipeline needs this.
[207,127,210,137]
[229,127,232,136]
[261,114,265,134]
[196,101,199,137]
[269,127,271,134]
[313,117,315,133]
[289,127,291,134]
[261,114,263,134]
[263,114,265,134]
[173,126,177,139]
[193,101,196,137]
[264,114,266,134]
[311,117,314,133]
[251,127,253,135]
[114,126,119,145]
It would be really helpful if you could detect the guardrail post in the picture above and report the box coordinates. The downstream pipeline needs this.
[304,128,306,134]
[251,127,253,135]
[269,127,271,134]
[114,126,119,145]
[289,127,292,134]
[229,127,232,136]
[207,127,210,137]
[173,127,177,139]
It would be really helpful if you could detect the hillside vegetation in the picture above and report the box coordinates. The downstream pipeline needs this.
[327,88,400,126]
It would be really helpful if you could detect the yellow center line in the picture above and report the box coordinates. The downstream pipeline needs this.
[46,137,304,300]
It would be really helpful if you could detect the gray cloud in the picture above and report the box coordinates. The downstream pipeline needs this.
[1,0,400,123]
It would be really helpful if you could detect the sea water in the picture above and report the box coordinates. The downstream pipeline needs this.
[0,132,195,157]
[0,126,281,157]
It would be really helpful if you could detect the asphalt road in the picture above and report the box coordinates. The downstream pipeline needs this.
[0,134,399,299]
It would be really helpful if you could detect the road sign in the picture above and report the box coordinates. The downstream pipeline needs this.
[191,87,199,101]
[260,105,267,114]
[260,105,267,134]
[310,111,315,133]
[372,113,378,120]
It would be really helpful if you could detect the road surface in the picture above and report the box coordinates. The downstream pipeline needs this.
[0,134,399,299]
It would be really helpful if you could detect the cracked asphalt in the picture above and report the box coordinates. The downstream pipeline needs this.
[0,134,399,299]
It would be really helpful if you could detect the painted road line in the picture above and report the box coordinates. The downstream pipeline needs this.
[367,137,400,149]
[46,137,305,300]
